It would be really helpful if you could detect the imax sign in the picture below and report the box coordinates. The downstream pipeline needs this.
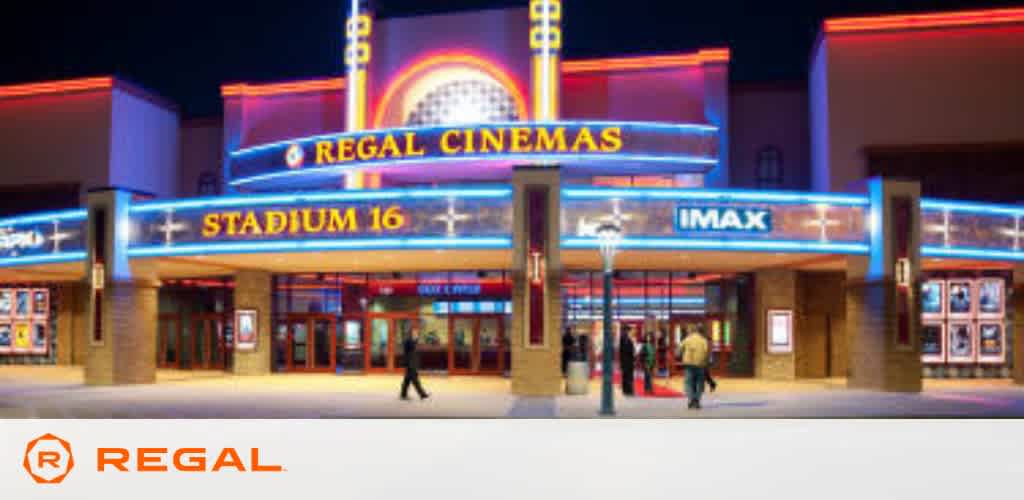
[676,206,772,233]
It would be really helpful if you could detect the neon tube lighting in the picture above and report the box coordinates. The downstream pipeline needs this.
[229,153,718,186]
[567,297,705,305]
[230,120,719,157]
[0,77,113,99]
[0,251,87,268]
[221,78,345,98]
[562,188,869,206]
[127,237,513,257]
[920,199,1024,217]
[922,246,1024,261]
[825,7,1024,33]
[562,49,730,73]
[130,187,513,213]
[562,237,869,254]
[0,209,88,227]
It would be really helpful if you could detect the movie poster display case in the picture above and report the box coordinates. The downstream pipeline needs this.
[0,287,49,357]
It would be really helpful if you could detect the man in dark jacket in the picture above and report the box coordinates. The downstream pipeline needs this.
[400,326,430,400]
[619,327,635,396]
[561,327,575,375]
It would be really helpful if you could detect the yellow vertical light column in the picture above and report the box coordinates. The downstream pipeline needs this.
[344,0,374,189]
[530,0,561,122]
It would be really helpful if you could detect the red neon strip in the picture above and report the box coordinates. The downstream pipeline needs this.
[221,77,346,98]
[562,48,729,74]
[0,76,113,99]
[825,7,1024,33]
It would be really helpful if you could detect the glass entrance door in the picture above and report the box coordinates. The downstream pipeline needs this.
[286,314,337,372]
[157,314,182,368]
[338,317,364,372]
[191,314,231,370]
[448,315,506,374]
[369,317,391,370]
[366,314,420,372]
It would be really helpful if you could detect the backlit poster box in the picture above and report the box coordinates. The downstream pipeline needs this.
[13,322,30,353]
[0,322,11,354]
[920,280,945,319]
[977,278,1004,319]
[0,290,11,316]
[977,323,1005,364]
[766,309,793,354]
[920,322,945,364]
[235,309,258,351]
[947,280,973,320]
[31,322,47,355]
[14,289,30,317]
[947,322,975,363]
[32,289,48,318]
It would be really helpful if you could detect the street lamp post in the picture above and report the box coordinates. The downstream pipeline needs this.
[596,223,622,416]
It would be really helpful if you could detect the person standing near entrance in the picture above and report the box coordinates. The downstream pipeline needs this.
[639,332,656,394]
[400,326,430,400]
[619,327,635,396]
[679,326,710,409]
[561,327,575,376]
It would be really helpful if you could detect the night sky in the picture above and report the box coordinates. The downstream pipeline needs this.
[4,0,1019,117]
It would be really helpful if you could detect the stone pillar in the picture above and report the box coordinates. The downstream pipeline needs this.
[55,283,84,366]
[84,189,157,385]
[510,166,562,396]
[1013,267,1024,385]
[845,178,922,392]
[796,271,847,378]
[233,270,272,375]
[754,269,797,380]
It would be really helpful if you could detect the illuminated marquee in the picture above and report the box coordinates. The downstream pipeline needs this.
[228,121,719,187]
[0,210,87,267]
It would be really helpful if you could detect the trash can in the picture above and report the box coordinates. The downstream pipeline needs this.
[565,360,589,395]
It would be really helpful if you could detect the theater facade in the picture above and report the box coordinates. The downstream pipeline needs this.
[1,4,1023,394]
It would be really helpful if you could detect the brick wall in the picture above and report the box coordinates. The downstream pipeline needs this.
[85,282,157,385]
[510,271,563,395]
[1014,281,1024,385]
[754,270,797,380]
[233,271,272,376]
[796,272,846,378]
[846,280,921,392]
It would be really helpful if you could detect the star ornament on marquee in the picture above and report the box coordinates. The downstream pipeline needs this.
[805,203,841,242]
[433,198,471,237]
[924,210,956,247]
[48,220,75,254]
[155,210,189,245]
[1000,215,1024,251]
[575,198,634,237]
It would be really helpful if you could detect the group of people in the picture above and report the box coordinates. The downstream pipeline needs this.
[562,324,718,410]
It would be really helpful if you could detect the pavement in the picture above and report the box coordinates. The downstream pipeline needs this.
[2,366,1024,418]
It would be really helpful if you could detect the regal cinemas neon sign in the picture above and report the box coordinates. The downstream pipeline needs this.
[298,124,622,167]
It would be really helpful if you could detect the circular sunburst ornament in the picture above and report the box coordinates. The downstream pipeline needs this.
[285,144,305,169]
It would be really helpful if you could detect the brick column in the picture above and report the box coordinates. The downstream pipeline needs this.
[55,283,86,366]
[233,270,272,375]
[754,269,797,380]
[845,178,922,392]
[84,188,158,385]
[796,271,847,378]
[1013,267,1024,385]
[510,166,562,396]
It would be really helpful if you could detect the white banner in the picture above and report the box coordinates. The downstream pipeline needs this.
[1,420,1020,499]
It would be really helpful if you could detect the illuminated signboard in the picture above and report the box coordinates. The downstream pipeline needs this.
[228,121,719,187]
[127,188,513,257]
[920,199,1024,261]
[0,210,88,267]
[561,188,870,254]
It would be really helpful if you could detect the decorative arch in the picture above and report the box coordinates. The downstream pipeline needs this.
[372,53,529,128]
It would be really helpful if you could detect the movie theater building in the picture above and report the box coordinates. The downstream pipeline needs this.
[0,4,1022,394]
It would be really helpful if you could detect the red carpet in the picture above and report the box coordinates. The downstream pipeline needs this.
[592,371,683,398]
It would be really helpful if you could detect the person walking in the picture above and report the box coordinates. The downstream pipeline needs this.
[400,326,430,400]
[639,332,656,394]
[561,327,575,376]
[678,326,710,409]
[697,324,718,392]
[619,326,635,396]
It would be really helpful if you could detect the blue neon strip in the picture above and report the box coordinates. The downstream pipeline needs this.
[920,198,1024,217]
[567,297,705,305]
[127,237,513,257]
[561,187,869,206]
[0,209,88,227]
[922,246,1024,261]
[229,120,719,157]
[562,237,869,254]
[0,251,87,268]
[229,153,718,187]
[130,187,513,213]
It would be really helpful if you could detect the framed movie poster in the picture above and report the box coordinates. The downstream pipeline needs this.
[947,280,973,320]
[234,309,258,351]
[32,289,48,318]
[947,321,975,363]
[766,309,793,354]
[30,321,47,355]
[920,280,945,319]
[0,322,11,354]
[977,322,1005,364]
[976,278,1004,319]
[0,289,12,316]
[920,322,945,364]
[14,289,30,318]
[12,322,31,353]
